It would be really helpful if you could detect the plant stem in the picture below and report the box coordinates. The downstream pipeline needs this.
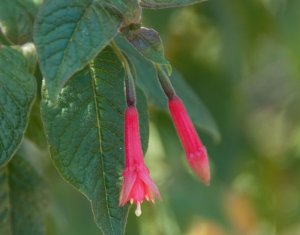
[111,41,136,107]
[155,64,176,99]
[0,28,13,46]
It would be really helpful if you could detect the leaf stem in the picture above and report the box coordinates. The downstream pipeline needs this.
[111,41,136,107]
[155,64,176,99]
[0,27,13,46]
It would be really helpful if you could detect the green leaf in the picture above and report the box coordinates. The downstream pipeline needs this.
[0,149,47,235]
[0,46,36,166]
[41,47,149,234]
[34,0,122,99]
[34,0,141,100]
[139,0,206,9]
[0,0,41,44]
[116,36,220,141]
[123,27,170,66]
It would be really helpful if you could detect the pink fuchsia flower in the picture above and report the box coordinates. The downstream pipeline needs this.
[168,96,211,185]
[119,106,160,216]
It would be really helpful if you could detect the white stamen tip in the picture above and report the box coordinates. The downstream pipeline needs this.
[145,195,150,201]
[130,199,134,204]
[135,202,142,217]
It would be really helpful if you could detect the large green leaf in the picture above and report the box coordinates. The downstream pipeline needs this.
[0,0,41,44]
[116,36,220,141]
[0,149,47,235]
[0,46,36,166]
[41,47,149,235]
[139,0,206,9]
[34,0,142,99]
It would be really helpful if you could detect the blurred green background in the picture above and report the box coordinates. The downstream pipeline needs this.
[44,0,300,234]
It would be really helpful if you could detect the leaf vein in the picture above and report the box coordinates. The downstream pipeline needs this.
[89,62,115,234]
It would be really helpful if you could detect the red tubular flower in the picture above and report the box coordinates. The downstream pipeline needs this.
[168,96,210,185]
[119,106,160,216]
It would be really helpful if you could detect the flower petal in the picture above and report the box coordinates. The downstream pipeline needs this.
[119,171,137,206]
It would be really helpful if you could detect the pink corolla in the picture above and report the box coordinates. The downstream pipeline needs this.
[168,95,210,185]
[119,106,160,216]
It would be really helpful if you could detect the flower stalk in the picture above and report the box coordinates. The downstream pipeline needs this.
[156,64,176,99]
[111,41,136,106]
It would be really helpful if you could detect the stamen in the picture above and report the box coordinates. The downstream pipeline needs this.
[145,195,150,201]
[130,199,134,204]
[135,202,142,217]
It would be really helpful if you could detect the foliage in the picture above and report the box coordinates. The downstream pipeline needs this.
[0,0,218,234]
[1,0,300,234]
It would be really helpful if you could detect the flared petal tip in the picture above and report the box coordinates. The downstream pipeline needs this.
[118,198,127,207]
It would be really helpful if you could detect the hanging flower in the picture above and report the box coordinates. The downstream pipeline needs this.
[119,106,160,216]
[168,96,210,185]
